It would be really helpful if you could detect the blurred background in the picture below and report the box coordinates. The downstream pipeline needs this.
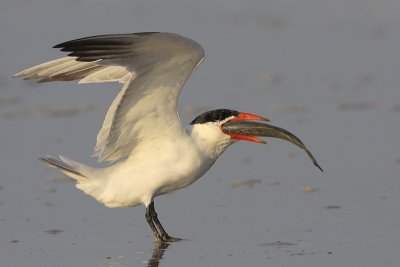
[1,0,400,266]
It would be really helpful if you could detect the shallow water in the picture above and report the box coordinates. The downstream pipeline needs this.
[1,1,400,266]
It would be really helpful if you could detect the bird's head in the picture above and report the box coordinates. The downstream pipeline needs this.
[189,109,269,143]
[188,109,323,171]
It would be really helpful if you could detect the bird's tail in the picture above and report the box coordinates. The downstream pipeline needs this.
[40,155,105,199]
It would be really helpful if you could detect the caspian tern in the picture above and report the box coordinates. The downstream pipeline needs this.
[14,32,322,242]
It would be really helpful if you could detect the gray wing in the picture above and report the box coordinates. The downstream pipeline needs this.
[14,32,204,162]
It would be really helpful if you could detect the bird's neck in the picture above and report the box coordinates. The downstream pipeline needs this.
[185,124,234,160]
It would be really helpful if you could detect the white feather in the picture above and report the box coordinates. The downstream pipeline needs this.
[14,33,204,162]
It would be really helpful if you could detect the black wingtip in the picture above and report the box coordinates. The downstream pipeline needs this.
[39,156,48,163]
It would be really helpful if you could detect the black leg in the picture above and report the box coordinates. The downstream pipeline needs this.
[148,202,169,238]
[145,204,162,241]
[148,201,182,242]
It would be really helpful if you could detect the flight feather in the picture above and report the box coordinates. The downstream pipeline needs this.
[14,32,204,161]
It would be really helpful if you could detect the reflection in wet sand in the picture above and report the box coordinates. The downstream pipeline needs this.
[146,241,169,267]
[104,241,170,267]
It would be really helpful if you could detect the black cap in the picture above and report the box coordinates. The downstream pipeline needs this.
[190,109,239,125]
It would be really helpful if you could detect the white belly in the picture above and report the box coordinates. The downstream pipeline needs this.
[92,139,217,208]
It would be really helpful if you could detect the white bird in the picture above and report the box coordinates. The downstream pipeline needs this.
[14,32,322,242]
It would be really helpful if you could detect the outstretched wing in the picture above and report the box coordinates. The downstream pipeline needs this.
[14,32,204,162]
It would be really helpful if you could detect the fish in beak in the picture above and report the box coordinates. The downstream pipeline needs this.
[222,113,323,172]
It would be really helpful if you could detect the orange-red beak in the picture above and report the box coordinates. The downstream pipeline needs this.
[227,112,270,123]
[221,112,323,172]
[222,112,270,144]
